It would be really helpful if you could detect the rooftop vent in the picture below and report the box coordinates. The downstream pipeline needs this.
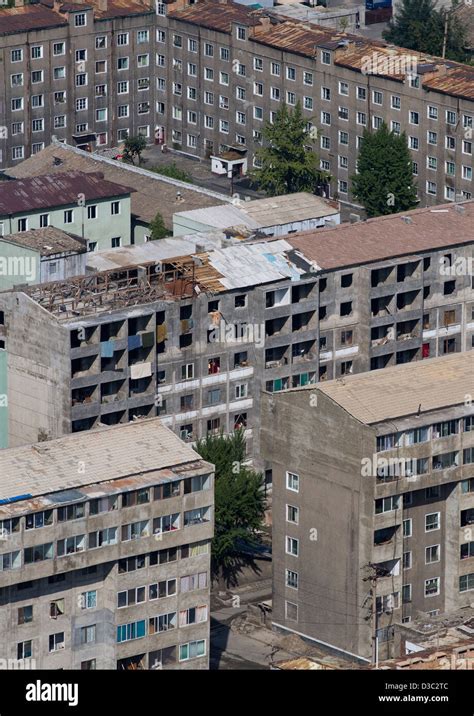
[454,205,465,214]
[401,216,413,224]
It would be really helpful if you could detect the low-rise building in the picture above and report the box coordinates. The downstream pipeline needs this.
[0,171,133,252]
[172,192,340,237]
[0,418,214,670]
[7,141,231,245]
[261,353,474,663]
[0,227,87,290]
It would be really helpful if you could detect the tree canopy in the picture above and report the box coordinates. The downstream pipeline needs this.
[195,430,265,581]
[148,211,169,240]
[351,123,418,218]
[251,102,330,196]
[383,0,470,62]
[122,135,147,165]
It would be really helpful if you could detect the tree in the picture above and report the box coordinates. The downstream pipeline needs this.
[351,123,418,218]
[150,162,193,183]
[195,430,265,582]
[250,101,330,196]
[148,211,169,240]
[122,135,147,165]
[382,0,469,62]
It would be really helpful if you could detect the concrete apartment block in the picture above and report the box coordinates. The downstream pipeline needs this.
[0,0,473,209]
[0,418,214,670]
[0,201,473,463]
[261,353,474,664]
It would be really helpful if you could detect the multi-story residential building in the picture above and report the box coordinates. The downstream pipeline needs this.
[0,0,158,165]
[260,352,474,663]
[0,171,133,251]
[1,0,473,209]
[0,200,473,456]
[0,418,214,670]
[160,0,474,209]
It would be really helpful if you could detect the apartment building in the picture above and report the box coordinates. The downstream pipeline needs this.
[0,200,473,457]
[260,353,474,663]
[160,0,474,208]
[2,0,473,209]
[0,0,158,168]
[0,171,133,251]
[0,418,214,669]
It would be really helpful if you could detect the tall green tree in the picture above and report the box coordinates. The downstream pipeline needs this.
[382,0,469,62]
[195,430,265,580]
[148,211,169,240]
[122,135,147,165]
[251,102,330,196]
[351,123,418,218]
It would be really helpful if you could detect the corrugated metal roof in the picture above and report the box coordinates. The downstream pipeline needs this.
[287,201,474,270]
[0,418,207,502]
[175,193,339,230]
[168,0,262,32]
[0,172,133,215]
[316,353,474,425]
[206,240,302,289]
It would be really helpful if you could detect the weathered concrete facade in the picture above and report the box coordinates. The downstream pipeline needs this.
[0,419,214,670]
[261,353,474,662]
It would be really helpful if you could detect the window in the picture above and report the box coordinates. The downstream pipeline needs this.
[11,49,23,62]
[179,640,206,662]
[121,520,150,541]
[116,620,146,643]
[425,512,440,532]
[58,503,85,522]
[0,551,21,571]
[286,569,298,589]
[80,590,97,609]
[403,551,412,569]
[117,587,146,608]
[425,578,440,597]
[149,578,177,600]
[460,573,474,592]
[403,519,412,537]
[180,573,206,593]
[426,545,440,564]
[321,50,331,64]
[373,90,383,105]
[75,13,86,27]
[402,584,412,603]
[57,535,85,556]
[31,70,43,84]
[286,472,299,492]
[18,605,33,625]
[285,601,298,621]
[286,536,299,556]
[286,505,299,524]
[17,640,32,660]
[80,625,96,645]
[25,510,53,530]
[375,496,400,514]
[49,632,65,652]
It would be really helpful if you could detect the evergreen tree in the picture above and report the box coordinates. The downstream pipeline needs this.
[148,211,169,240]
[351,123,418,218]
[251,102,330,196]
[383,0,469,62]
[195,430,265,580]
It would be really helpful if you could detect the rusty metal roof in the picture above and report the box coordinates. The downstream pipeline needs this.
[0,171,133,216]
[0,4,67,35]
[168,0,262,33]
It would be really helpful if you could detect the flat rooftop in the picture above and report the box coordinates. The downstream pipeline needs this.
[287,201,474,270]
[1,227,86,256]
[0,171,132,216]
[316,352,474,424]
[0,418,208,504]
[174,192,339,231]
[8,141,230,227]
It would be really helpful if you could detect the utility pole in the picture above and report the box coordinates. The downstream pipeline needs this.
[364,563,380,667]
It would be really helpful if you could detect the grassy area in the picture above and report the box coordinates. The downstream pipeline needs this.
[149,162,193,183]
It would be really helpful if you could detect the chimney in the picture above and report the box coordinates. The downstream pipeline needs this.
[98,0,108,10]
